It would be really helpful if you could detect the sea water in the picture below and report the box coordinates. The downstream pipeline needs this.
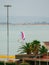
[0,24,49,55]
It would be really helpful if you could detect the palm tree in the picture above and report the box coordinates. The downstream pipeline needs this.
[31,40,41,55]
[19,42,31,54]
[39,45,48,56]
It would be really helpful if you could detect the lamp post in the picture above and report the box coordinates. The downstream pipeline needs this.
[4,5,11,60]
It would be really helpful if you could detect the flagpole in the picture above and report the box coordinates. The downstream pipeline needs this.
[4,5,11,60]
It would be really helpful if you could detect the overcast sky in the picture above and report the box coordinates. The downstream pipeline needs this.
[0,0,49,23]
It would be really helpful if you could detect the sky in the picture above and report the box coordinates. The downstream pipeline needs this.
[0,0,49,23]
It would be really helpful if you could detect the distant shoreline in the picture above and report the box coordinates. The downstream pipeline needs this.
[0,23,49,25]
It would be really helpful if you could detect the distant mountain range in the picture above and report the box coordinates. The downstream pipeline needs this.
[0,16,49,24]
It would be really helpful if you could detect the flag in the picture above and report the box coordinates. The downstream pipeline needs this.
[21,32,25,40]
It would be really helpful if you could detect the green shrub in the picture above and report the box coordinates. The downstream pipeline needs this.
[0,61,5,65]
[6,62,16,65]
[19,62,30,65]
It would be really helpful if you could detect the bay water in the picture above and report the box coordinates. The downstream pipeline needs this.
[0,24,49,55]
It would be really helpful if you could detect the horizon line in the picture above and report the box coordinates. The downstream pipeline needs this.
[0,23,49,25]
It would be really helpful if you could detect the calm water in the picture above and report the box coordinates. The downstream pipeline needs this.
[0,24,49,55]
